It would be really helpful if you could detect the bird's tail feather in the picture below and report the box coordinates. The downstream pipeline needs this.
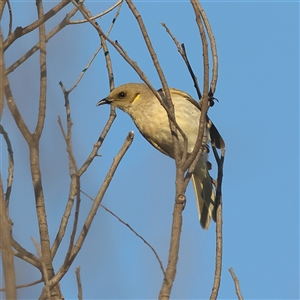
[191,160,216,229]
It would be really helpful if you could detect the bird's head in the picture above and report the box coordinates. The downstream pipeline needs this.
[97,83,148,113]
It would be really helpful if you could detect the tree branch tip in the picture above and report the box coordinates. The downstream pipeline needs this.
[128,131,134,138]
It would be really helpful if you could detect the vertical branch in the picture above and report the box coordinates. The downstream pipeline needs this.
[191,2,224,299]
[229,268,244,300]
[0,26,4,119]
[30,2,62,298]
[210,147,225,299]
[0,0,7,19]
[76,266,83,300]
[182,0,210,175]
[34,0,47,138]
[197,3,218,94]
[123,2,190,299]
[0,180,17,300]
[0,125,14,206]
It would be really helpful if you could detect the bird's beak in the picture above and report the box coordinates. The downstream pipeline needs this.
[96,97,111,106]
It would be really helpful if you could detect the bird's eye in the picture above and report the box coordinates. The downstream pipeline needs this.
[118,91,126,99]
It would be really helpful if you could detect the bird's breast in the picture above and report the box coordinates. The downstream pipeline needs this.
[130,99,202,158]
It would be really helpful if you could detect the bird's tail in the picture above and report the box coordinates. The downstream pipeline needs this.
[191,158,216,229]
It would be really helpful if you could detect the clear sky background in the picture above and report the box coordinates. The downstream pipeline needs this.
[1,1,299,299]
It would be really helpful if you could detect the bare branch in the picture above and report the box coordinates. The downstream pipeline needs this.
[40,132,134,298]
[51,174,78,259]
[68,1,122,93]
[5,7,79,75]
[229,268,244,300]
[11,238,40,269]
[52,82,116,258]
[7,0,13,36]
[161,23,201,99]
[3,0,71,51]
[197,3,218,94]
[69,0,123,24]
[34,0,47,139]
[4,72,32,142]
[31,237,51,300]
[210,146,225,299]
[0,0,7,19]
[81,190,165,275]
[0,26,4,120]
[77,108,116,177]
[0,177,17,299]
[0,278,43,291]
[76,267,83,300]
[159,193,186,300]
[52,86,79,258]
[182,1,210,174]
[58,82,78,173]
[70,132,134,263]
[63,176,81,267]
[0,125,14,206]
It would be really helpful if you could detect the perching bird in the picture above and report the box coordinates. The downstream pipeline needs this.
[97,83,224,229]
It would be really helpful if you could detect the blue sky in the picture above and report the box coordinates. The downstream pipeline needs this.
[1,1,299,299]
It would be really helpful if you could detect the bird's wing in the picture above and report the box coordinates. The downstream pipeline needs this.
[168,88,225,149]
[209,121,225,149]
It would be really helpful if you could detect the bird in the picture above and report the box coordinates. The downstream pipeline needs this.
[97,83,225,229]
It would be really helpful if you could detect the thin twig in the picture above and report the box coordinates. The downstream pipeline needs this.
[81,190,165,275]
[69,132,134,263]
[181,43,202,99]
[69,0,123,24]
[57,104,82,266]
[63,175,81,267]
[0,278,43,291]
[4,71,32,142]
[3,0,70,51]
[31,237,51,300]
[52,85,117,258]
[0,125,14,206]
[0,0,7,19]
[183,1,210,172]
[40,132,134,299]
[0,178,17,299]
[161,22,201,99]
[76,266,83,300]
[5,7,78,75]
[0,26,4,119]
[210,146,225,300]
[34,0,47,139]
[229,268,244,300]
[52,84,79,258]
[68,1,122,93]
[51,173,78,259]
[11,237,40,269]
[7,0,13,37]
[58,82,78,173]
[197,3,218,94]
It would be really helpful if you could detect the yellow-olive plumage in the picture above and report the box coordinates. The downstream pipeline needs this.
[97,83,225,229]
